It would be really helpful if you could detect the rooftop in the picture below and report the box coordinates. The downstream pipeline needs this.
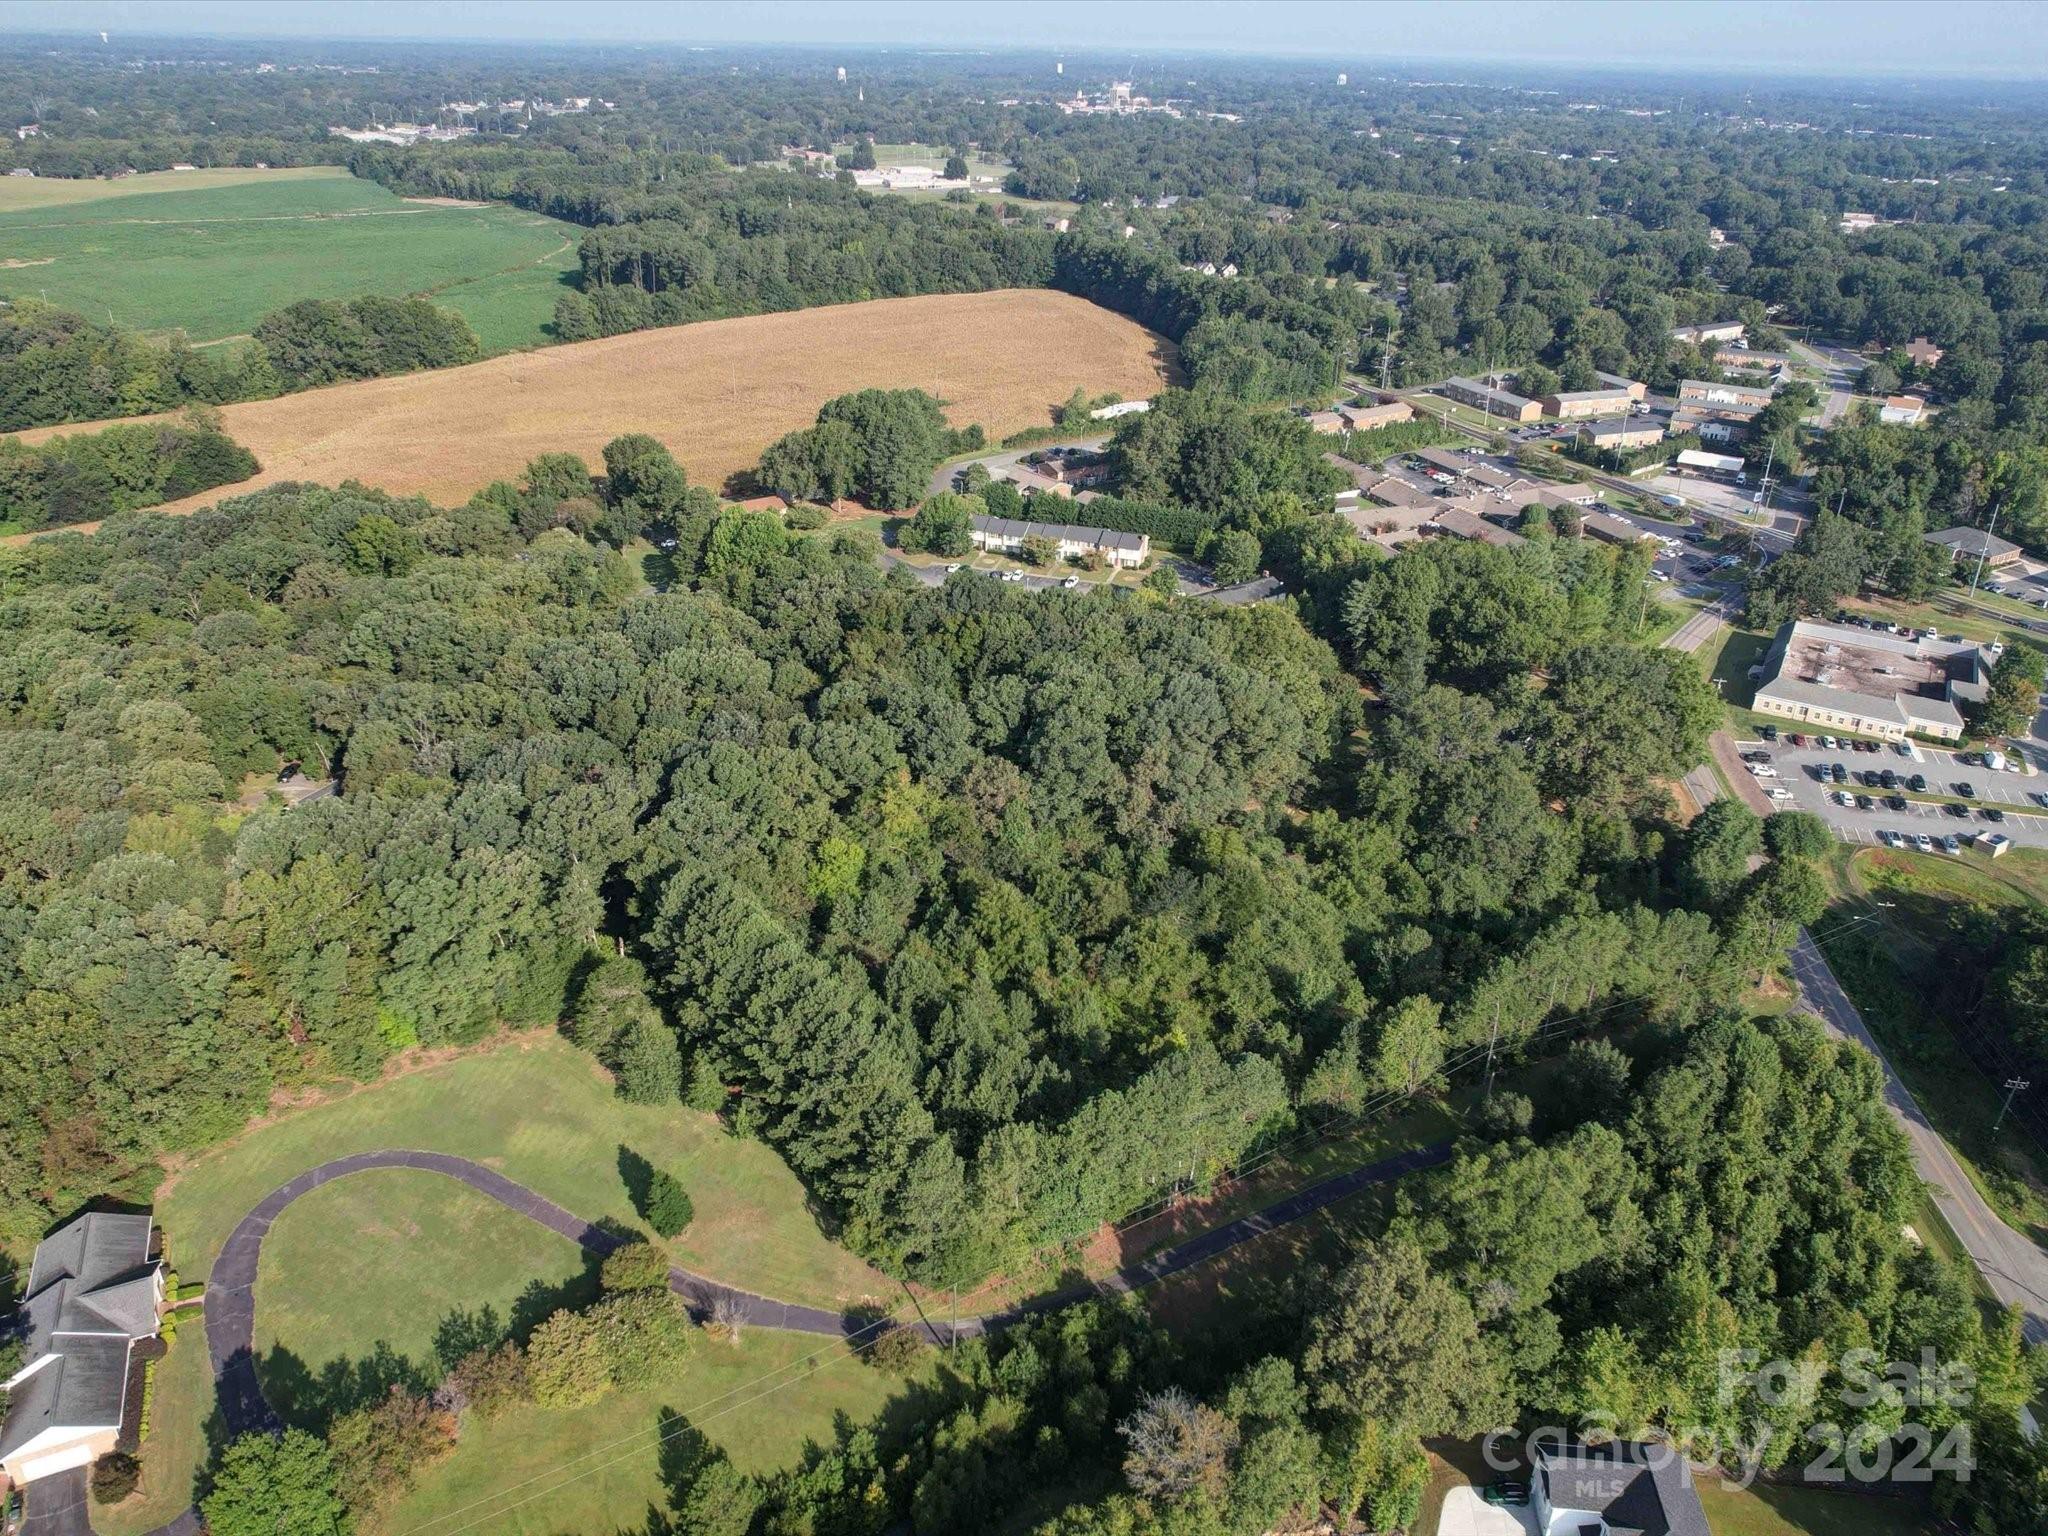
[1756,620,1975,731]
[1925,525,2018,559]
[1534,1439,1710,1536]
[970,513,1146,552]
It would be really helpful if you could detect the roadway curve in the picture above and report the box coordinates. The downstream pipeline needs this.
[156,1140,1452,1536]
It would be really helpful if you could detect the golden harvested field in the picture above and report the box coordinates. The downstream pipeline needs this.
[8,291,1177,531]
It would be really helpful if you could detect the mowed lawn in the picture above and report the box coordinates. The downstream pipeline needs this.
[0,165,579,350]
[250,1170,602,1426]
[384,1333,937,1536]
[155,1033,894,1311]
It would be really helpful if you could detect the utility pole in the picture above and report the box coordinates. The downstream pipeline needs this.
[1968,499,2005,602]
[1993,1076,2030,1134]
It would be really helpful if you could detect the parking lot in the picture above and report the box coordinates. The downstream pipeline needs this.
[1734,731,2048,851]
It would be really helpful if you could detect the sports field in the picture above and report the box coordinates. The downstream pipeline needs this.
[0,165,580,351]
[7,289,1178,520]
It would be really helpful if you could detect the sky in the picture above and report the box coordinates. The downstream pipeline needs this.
[2,0,2047,79]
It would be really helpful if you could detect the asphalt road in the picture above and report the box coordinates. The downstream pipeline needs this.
[1790,337,1862,427]
[1789,933,2048,1345]
[1674,660,2048,1344]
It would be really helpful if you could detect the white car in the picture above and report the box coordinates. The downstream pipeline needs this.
[1768,787,1795,801]
[1914,832,1934,852]
[1062,575,1081,589]
[945,564,962,574]
[1748,763,1778,778]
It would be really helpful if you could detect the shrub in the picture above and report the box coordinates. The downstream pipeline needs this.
[783,501,829,530]
[327,1387,457,1515]
[642,1167,695,1237]
[91,1452,141,1505]
[589,1288,695,1388]
[442,1341,529,1420]
[526,1308,611,1409]
[865,1323,930,1375]
[601,1240,672,1293]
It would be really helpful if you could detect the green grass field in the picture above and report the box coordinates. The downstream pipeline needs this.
[250,1169,602,1426]
[0,166,579,351]
[384,1331,935,1536]
[155,1033,892,1310]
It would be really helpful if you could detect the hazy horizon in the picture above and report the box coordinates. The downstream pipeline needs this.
[3,0,2047,82]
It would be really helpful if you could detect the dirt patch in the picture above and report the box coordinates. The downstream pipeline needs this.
[0,256,55,269]
[402,195,491,208]
[3,290,1179,541]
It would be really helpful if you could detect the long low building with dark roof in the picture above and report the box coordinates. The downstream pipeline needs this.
[968,514,1151,569]
[1750,618,1987,741]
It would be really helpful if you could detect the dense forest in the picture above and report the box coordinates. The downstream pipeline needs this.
[4,432,2042,1528]
[4,35,2048,1536]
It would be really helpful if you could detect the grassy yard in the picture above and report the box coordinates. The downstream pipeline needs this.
[155,1032,892,1310]
[0,166,579,350]
[380,1331,936,1536]
[1816,846,2048,1243]
[250,1169,602,1427]
[1694,1478,1939,1536]
[94,1321,215,1536]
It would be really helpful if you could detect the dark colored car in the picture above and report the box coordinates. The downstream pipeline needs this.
[1983,807,2007,823]
[1743,750,1773,764]
[1946,802,1972,819]
[1860,770,1881,788]
[1879,769,1898,789]
[1886,796,1907,811]
[1760,724,1779,742]
[1855,794,1874,810]
[1831,762,1848,783]
[1957,781,1978,798]
[278,762,301,783]
[1909,774,1928,793]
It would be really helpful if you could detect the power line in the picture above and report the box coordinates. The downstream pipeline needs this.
[394,911,1886,1536]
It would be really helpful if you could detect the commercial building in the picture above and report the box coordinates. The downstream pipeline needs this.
[968,514,1150,568]
[1365,476,1437,509]
[1675,448,1748,478]
[1579,417,1664,452]
[1667,405,1751,442]
[1440,376,1541,423]
[1750,619,1987,741]
[1924,525,2021,569]
[1677,378,1775,409]
[1540,386,1637,420]
[1582,509,1655,545]
[1672,320,1745,345]
[1338,399,1414,431]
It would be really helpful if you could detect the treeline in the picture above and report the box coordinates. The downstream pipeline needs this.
[0,409,257,531]
[755,388,983,508]
[0,295,483,432]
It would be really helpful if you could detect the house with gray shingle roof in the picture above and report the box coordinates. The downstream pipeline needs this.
[0,1212,163,1488]
[1533,1438,1711,1536]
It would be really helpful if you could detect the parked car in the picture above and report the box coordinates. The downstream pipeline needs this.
[1855,794,1874,810]
[1749,764,1779,778]
[1879,769,1898,789]
[1886,796,1907,812]
[1742,749,1773,764]
[1787,733,1808,748]
[1946,802,1973,819]
[1760,724,1779,742]
[1769,787,1796,801]
[1943,835,1964,854]
[1956,781,1978,798]
[1819,735,1838,750]
[1915,832,1935,852]
[1983,807,2007,823]
[1062,575,1081,589]
[1830,763,1848,783]
[1909,774,1928,793]
[1859,770,1879,788]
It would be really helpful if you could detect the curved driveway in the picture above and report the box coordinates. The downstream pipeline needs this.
[200,1140,1455,1448]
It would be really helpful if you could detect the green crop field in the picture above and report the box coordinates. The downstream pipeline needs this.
[0,165,580,352]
